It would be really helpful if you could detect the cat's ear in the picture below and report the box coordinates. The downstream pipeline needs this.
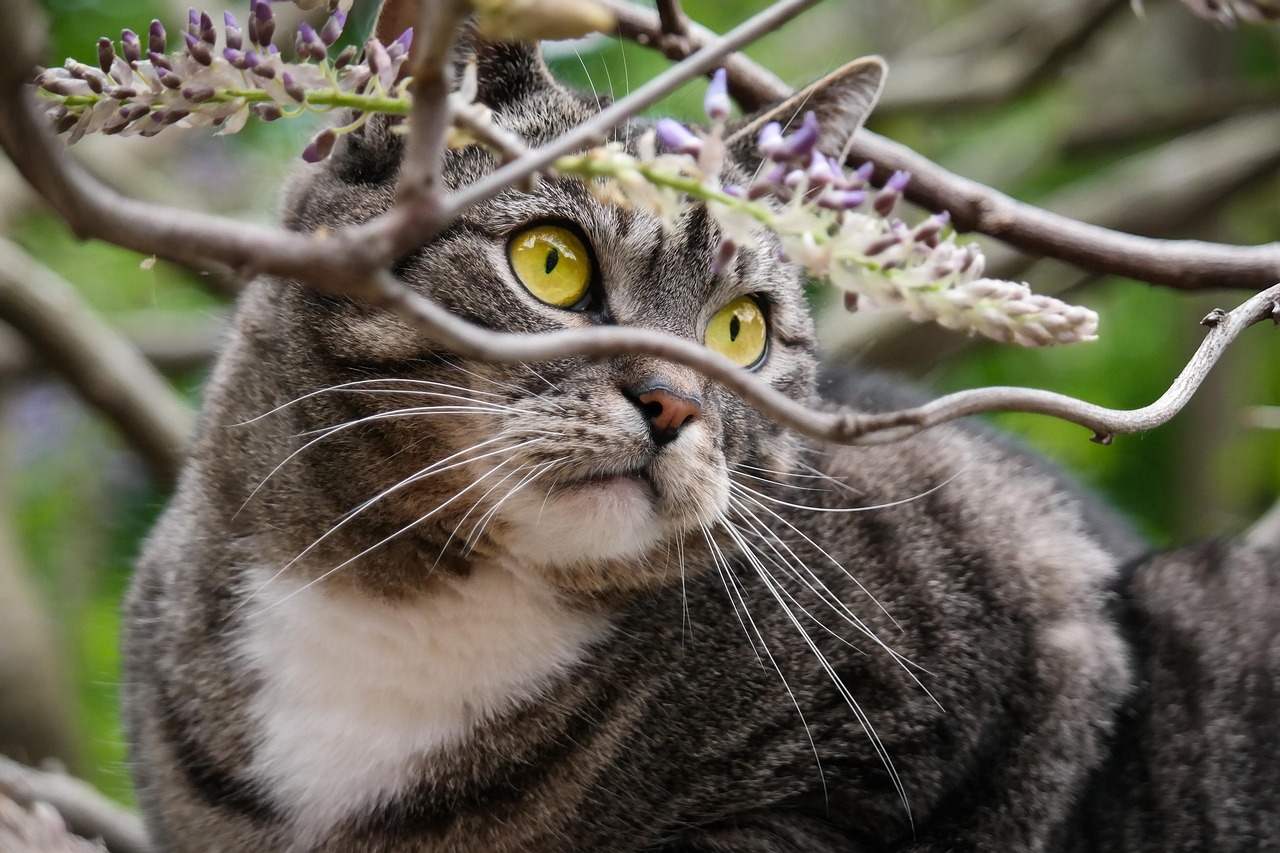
[373,1,563,110]
[726,56,886,162]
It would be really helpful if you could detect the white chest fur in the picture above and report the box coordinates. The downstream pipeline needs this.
[237,563,609,841]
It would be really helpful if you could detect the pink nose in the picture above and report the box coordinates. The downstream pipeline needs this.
[635,387,702,444]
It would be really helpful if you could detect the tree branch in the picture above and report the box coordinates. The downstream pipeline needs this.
[1,0,1277,449]
[0,757,147,853]
[600,0,1280,291]
[0,240,193,484]
[876,0,1130,116]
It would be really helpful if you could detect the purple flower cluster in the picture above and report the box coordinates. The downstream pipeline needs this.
[37,1,410,147]
[640,87,1098,347]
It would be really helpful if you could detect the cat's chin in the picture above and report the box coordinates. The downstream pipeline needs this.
[493,473,669,566]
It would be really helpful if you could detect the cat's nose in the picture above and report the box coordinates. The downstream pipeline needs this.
[626,382,703,447]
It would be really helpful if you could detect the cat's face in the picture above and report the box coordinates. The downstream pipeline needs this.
[265,41,873,597]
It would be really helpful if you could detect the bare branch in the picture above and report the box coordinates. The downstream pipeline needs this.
[601,0,1280,291]
[0,240,193,484]
[337,270,1280,446]
[877,0,1130,116]
[438,0,822,221]
[656,0,689,36]
[0,757,147,853]
[392,0,470,233]
[1,0,1276,449]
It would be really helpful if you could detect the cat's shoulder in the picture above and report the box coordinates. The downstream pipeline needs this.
[813,365,1149,564]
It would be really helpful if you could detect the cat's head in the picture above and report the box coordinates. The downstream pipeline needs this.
[247,27,883,597]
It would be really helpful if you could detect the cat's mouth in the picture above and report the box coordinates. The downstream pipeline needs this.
[555,467,658,501]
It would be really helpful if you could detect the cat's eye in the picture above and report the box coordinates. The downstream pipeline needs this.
[508,224,593,309]
[705,296,768,369]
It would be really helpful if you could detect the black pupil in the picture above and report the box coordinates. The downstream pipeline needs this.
[729,314,741,341]
[545,246,559,275]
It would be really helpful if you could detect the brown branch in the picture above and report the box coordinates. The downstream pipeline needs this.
[876,0,1130,116]
[601,0,1280,291]
[347,271,1280,446]
[0,240,193,484]
[1,0,1277,448]
[0,757,147,853]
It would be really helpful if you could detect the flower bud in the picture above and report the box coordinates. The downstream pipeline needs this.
[302,128,337,162]
[282,72,305,103]
[758,121,785,160]
[121,29,142,64]
[184,32,213,66]
[655,118,702,155]
[297,22,327,62]
[224,12,243,51]
[320,10,348,46]
[704,68,729,121]
[97,37,115,74]
[148,20,166,55]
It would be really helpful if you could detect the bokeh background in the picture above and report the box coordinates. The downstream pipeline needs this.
[3,0,1278,804]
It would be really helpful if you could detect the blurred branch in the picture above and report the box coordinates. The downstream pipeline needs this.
[602,0,1280,291]
[1063,85,1280,156]
[0,240,193,484]
[0,793,105,852]
[0,757,146,853]
[877,0,1130,116]
[0,0,1276,447]
[0,312,225,379]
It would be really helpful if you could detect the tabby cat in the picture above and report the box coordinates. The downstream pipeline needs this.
[121,25,1279,853]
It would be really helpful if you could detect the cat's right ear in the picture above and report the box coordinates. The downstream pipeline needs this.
[373,0,563,110]
[726,56,887,163]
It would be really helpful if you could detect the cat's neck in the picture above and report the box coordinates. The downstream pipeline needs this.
[234,561,611,841]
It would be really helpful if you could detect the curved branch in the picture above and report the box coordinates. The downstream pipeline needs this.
[356,272,1280,446]
[877,0,1130,116]
[1,0,1277,449]
[0,240,192,484]
[0,757,148,853]
[601,0,1280,291]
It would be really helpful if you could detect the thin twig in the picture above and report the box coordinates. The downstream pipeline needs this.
[434,0,823,223]
[351,270,1280,446]
[2,0,1278,448]
[600,0,1280,291]
[392,0,470,237]
[0,239,192,483]
[0,757,148,853]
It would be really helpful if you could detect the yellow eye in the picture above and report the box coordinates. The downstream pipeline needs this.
[706,296,768,368]
[508,224,593,308]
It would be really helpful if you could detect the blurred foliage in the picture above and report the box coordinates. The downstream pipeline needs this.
[2,0,1277,805]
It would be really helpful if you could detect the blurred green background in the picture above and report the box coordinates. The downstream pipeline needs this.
[1,0,1277,805]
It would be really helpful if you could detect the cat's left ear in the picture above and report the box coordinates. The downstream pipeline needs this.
[726,56,887,162]
[373,2,564,110]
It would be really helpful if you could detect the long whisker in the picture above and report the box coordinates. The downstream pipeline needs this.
[720,521,906,823]
[247,461,524,616]
[727,481,906,635]
[729,470,965,514]
[236,436,554,609]
[463,459,561,555]
[232,377,514,426]
[702,522,829,804]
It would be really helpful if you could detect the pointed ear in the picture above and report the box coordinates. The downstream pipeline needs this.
[454,25,565,109]
[374,0,561,109]
[727,56,886,161]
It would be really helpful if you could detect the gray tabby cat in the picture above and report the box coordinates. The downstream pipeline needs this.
[121,25,1279,853]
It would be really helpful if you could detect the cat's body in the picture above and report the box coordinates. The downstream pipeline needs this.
[122,35,1279,853]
